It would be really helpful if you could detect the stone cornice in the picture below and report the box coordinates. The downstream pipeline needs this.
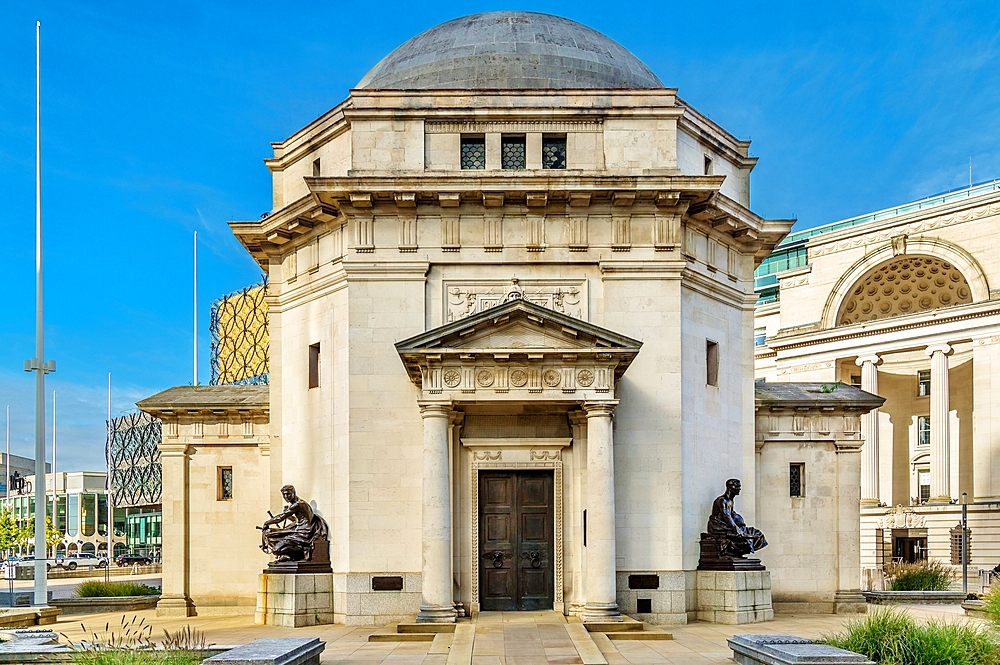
[267,101,352,172]
[807,191,1000,258]
[767,299,1000,354]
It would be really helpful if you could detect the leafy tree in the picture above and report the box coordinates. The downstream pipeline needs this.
[0,510,18,557]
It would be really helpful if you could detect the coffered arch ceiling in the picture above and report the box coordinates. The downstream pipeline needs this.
[837,255,973,326]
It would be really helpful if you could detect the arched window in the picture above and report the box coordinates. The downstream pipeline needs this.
[82,542,95,555]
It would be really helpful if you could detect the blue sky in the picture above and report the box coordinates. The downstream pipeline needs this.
[1,1,998,471]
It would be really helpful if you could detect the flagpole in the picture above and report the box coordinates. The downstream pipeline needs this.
[107,373,113,569]
[51,391,55,558]
[23,19,53,608]
[193,231,198,386]
[4,406,9,501]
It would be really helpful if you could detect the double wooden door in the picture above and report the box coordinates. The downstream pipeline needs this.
[479,471,554,611]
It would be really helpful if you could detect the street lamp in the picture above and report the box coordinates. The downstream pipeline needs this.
[961,492,969,595]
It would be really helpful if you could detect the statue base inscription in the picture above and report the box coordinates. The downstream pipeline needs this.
[255,572,334,627]
[696,570,773,625]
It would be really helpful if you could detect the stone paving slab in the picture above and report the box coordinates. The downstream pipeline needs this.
[48,605,984,665]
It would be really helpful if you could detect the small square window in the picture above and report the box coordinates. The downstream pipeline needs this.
[753,328,766,347]
[218,467,233,501]
[309,343,321,389]
[501,135,526,170]
[789,463,805,497]
[542,135,566,169]
[312,158,321,177]
[706,340,719,387]
[850,374,862,387]
[917,416,930,446]
[704,155,713,175]
[460,136,486,170]
[918,370,931,397]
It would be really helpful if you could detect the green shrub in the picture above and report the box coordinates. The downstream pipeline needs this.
[982,586,1000,629]
[75,581,160,598]
[823,607,1000,665]
[886,559,954,591]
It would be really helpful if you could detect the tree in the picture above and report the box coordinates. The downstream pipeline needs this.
[0,510,18,558]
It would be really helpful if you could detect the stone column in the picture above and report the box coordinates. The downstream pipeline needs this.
[855,355,882,506]
[417,402,456,623]
[583,401,621,622]
[157,438,194,616]
[926,344,953,504]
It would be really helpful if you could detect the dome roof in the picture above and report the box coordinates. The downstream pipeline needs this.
[357,12,663,91]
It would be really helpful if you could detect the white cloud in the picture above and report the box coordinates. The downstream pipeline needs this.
[0,369,162,473]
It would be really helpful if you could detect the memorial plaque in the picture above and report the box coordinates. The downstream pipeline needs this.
[372,576,404,591]
[628,574,659,590]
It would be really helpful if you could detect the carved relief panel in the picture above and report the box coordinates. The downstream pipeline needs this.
[443,278,588,323]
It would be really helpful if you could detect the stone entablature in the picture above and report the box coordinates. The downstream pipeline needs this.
[396,298,641,402]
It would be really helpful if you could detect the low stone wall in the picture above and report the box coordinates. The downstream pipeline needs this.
[0,608,60,628]
[52,595,160,616]
[15,564,161,581]
[862,590,967,605]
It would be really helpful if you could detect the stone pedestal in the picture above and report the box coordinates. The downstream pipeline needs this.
[696,570,773,624]
[255,573,334,627]
[833,590,867,614]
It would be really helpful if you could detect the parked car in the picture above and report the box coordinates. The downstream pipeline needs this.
[55,553,108,570]
[7,556,51,571]
[114,553,152,567]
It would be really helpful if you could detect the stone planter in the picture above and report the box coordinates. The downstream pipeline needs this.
[862,590,967,605]
[963,599,985,616]
[52,595,159,616]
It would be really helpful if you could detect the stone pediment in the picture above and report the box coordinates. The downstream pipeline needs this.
[395,298,641,399]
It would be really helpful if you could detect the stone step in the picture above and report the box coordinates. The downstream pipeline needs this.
[583,617,644,633]
[367,627,435,643]
[608,631,673,641]
[396,622,457,634]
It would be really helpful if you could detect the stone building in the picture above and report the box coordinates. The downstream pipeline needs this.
[139,11,878,625]
[754,179,1000,580]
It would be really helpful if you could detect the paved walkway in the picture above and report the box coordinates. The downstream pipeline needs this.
[50,605,979,665]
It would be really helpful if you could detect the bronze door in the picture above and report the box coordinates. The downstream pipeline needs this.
[479,471,554,611]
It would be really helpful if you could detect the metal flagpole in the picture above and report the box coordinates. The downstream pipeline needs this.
[107,373,113,574]
[4,406,9,501]
[193,232,198,386]
[22,20,54,607]
[51,391,55,558]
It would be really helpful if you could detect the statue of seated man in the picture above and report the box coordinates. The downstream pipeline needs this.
[259,484,329,563]
[707,478,768,558]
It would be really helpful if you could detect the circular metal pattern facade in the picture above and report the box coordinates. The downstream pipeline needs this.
[837,255,973,325]
[357,11,664,91]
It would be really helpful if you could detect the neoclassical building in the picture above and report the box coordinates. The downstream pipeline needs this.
[754,179,1000,578]
[140,12,881,625]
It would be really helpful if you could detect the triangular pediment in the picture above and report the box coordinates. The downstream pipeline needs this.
[396,297,641,354]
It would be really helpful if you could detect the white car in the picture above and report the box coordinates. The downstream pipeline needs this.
[56,553,108,570]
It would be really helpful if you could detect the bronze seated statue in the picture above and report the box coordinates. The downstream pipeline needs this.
[258,484,332,574]
[698,478,768,571]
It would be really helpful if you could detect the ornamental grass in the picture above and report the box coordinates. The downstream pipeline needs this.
[885,559,955,591]
[74,581,161,598]
[823,607,1000,665]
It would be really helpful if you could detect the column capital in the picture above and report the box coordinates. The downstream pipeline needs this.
[418,401,453,418]
[855,354,882,367]
[583,401,619,418]
[925,343,953,357]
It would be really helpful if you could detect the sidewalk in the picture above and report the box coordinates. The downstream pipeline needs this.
[50,605,980,665]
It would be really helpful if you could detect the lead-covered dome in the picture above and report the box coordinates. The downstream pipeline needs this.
[357,11,664,90]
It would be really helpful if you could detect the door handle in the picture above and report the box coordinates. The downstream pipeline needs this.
[520,550,542,568]
[483,550,506,568]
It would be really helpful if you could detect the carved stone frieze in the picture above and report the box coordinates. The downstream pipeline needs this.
[809,203,1000,258]
[878,505,926,529]
[444,278,587,323]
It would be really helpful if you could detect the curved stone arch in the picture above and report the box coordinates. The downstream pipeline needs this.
[820,238,990,329]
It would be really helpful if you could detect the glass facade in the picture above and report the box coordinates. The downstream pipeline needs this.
[67,494,79,537]
[82,493,96,537]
